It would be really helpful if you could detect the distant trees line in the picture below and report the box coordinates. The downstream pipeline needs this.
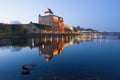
[73,26,97,32]
[0,23,29,35]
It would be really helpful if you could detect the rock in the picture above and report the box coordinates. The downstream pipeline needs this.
[22,64,37,70]
[22,69,30,75]
[22,64,37,75]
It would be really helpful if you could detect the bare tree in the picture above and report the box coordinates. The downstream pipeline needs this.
[10,20,21,24]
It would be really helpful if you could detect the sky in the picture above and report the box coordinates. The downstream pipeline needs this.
[0,0,120,31]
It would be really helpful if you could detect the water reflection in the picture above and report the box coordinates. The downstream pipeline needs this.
[0,35,97,62]
[0,35,120,80]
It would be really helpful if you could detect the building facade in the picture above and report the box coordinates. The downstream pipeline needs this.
[38,8,64,31]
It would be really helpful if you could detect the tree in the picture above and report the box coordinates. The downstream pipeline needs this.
[10,21,21,24]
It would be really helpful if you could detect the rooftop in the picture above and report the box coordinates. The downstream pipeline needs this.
[44,8,53,14]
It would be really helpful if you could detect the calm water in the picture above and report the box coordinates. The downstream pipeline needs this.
[0,35,120,80]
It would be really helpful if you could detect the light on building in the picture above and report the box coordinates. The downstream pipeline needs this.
[32,39,34,47]
[42,44,45,48]
[50,36,52,42]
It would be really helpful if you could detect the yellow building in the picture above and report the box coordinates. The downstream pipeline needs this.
[38,8,64,31]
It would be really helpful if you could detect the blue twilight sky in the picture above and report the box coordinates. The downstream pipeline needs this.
[0,0,120,31]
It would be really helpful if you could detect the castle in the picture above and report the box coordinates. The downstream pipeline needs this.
[38,8,64,31]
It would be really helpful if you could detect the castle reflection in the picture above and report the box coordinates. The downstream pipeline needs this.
[39,37,64,62]
[0,35,98,62]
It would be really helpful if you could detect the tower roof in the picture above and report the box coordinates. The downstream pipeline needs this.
[44,8,53,14]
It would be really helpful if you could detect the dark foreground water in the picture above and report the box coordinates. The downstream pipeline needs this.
[0,35,120,80]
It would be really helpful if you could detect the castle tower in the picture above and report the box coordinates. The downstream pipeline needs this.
[38,8,64,31]
[44,8,53,16]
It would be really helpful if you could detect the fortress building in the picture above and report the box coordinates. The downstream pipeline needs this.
[38,8,64,31]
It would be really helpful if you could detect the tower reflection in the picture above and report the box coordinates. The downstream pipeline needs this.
[39,37,64,62]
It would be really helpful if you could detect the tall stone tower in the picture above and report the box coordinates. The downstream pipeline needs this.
[38,8,64,31]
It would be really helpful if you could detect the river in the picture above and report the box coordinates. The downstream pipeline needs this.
[0,35,120,80]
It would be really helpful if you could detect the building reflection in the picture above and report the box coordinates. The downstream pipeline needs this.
[0,35,98,62]
[39,37,64,62]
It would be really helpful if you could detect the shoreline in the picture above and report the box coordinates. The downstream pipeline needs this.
[0,31,119,39]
